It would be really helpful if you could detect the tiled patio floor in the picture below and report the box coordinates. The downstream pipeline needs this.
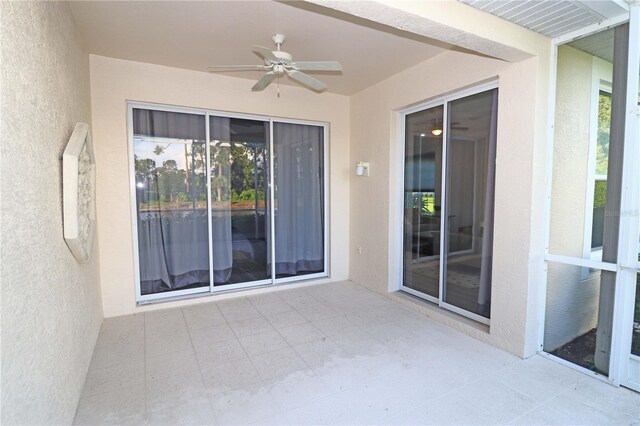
[74,281,640,425]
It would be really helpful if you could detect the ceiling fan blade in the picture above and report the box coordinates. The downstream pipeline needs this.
[291,61,342,72]
[208,65,269,72]
[251,72,277,91]
[252,45,278,63]
[286,69,327,92]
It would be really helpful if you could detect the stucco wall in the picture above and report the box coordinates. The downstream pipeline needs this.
[349,48,549,357]
[0,2,103,424]
[549,45,593,258]
[89,55,350,317]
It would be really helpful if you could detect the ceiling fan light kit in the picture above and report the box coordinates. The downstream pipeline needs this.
[208,34,342,94]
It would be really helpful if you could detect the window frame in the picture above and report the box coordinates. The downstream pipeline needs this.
[581,60,613,278]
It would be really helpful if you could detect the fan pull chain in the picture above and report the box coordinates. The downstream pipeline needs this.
[277,78,280,98]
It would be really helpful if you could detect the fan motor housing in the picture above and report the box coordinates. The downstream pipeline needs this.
[272,51,292,64]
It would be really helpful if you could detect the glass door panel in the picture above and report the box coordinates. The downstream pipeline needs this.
[443,89,498,319]
[272,122,325,279]
[402,105,444,299]
[132,109,210,296]
[209,116,270,286]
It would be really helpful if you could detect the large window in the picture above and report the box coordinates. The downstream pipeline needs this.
[129,104,328,302]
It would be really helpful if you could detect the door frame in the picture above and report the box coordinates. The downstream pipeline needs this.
[127,101,329,304]
[395,80,498,326]
[539,3,639,390]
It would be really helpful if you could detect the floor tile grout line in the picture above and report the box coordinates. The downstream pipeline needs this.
[220,302,303,421]
[269,300,390,414]
[142,311,148,424]
[179,305,218,424]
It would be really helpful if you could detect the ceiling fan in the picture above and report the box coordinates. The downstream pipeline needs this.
[426,119,469,136]
[208,34,342,93]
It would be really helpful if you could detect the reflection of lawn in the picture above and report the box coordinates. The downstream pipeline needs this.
[139,200,266,212]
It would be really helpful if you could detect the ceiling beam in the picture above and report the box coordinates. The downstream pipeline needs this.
[303,0,551,62]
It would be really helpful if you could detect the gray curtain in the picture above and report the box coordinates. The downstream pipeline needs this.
[138,209,211,293]
[270,122,324,275]
[477,89,498,306]
[135,109,232,295]
[209,117,234,284]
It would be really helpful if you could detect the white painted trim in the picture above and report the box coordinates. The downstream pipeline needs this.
[393,111,407,294]
[127,104,143,303]
[439,101,449,304]
[323,122,331,279]
[205,113,214,292]
[538,351,615,385]
[441,301,491,325]
[275,272,328,285]
[581,59,613,280]
[400,285,440,305]
[127,101,207,116]
[400,81,500,117]
[545,253,617,272]
[137,285,210,303]
[615,1,640,390]
[269,118,277,284]
[212,279,272,293]
[539,41,559,352]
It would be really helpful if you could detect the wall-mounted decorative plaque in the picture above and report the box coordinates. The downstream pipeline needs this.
[62,122,95,263]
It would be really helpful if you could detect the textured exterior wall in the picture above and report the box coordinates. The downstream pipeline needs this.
[89,55,350,317]
[1,2,103,424]
[349,47,550,357]
[549,46,593,258]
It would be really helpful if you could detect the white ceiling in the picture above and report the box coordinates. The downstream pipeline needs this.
[568,28,614,63]
[459,0,628,39]
[68,1,451,95]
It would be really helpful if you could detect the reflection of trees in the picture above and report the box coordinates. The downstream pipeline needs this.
[156,159,186,202]
[596,93,611,175]
[135,142,208,209]
[210,143,267,203]
[135,140,268,211]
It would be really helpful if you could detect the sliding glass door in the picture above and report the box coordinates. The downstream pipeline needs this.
[402,105,443,300]
[132,109,211,298]
[273,122,325,280]
[401,85,498,324]
[129,104,328,302]
[443,90,497,320]
[209,116,270,287]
